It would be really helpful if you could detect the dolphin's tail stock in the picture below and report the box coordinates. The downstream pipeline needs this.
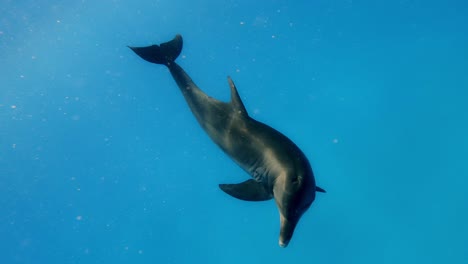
[129,34,183,66]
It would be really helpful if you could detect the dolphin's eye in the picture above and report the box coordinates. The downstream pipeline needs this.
[291,175,302,184]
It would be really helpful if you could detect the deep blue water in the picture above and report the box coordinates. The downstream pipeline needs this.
[1,1,468,263]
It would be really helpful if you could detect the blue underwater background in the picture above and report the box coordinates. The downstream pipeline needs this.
[1,0,468,263]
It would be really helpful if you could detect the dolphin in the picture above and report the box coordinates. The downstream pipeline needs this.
[129,34,325,248]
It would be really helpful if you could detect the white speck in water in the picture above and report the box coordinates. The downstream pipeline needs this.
[332,138,339,144]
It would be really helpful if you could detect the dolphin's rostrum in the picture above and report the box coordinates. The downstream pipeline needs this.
[129,34,325,248]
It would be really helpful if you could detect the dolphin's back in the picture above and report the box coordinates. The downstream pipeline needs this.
[129,35,239,146]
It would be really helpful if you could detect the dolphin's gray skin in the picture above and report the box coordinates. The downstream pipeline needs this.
[129,35,325,248]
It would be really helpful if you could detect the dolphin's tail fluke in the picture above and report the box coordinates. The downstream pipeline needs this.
[128,34,183,65]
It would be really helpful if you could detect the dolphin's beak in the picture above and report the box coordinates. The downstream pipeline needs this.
[279,213,297,248]
[279,239,289,248]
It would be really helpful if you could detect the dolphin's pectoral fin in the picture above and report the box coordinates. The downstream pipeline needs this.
[316,186,326,193]
[219,179,272,201]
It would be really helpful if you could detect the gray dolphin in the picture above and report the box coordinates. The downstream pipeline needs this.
[129,34,325,248]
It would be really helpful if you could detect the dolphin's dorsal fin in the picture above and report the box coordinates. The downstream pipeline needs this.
[219,179,272,201]
[227,77,248,116]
